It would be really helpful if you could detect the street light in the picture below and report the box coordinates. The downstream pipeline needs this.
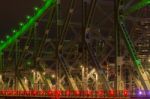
[51,74,56,78]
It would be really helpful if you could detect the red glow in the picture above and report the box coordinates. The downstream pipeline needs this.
[74,90,80,96]
[86,90,92,96]
[5,91,8,95]
[39,91,42,95]
[47,90,52,95]
[32,90,37,95]
[97,90,104,96]
[109,90,114,96]
[8,90,13,95]
[66,90,71,96]
[2,91,6,95]
[43,90,46,95]
[13,91,17,95]
[123,90,128,96]
[0,90,130,97]
[55,90,61,96]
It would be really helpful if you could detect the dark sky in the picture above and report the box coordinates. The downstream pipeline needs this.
[0,0,42,37]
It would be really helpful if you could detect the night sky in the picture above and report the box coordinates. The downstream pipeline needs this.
[0,0,42,37]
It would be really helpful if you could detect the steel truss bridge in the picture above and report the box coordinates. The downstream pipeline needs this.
[0,0,150,98]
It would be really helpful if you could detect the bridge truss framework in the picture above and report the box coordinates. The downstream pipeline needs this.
[0,0,150,98]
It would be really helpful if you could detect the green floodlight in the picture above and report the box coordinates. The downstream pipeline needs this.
[0,41,4,44]
[12,29,17,33]
[19,22,24,26]
[26,15,31,20]
[34,7,39,11]
[0,0,56,52]
[6,35,10,39]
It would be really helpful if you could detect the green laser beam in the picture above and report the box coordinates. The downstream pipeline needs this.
[125,0,150,15]
[0,0,56,52]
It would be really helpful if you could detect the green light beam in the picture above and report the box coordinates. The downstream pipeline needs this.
[125,0,150,15]
[0,0,56,52]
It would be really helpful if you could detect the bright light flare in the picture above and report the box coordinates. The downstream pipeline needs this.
[109,90,114,96]
[123,90,128,96]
